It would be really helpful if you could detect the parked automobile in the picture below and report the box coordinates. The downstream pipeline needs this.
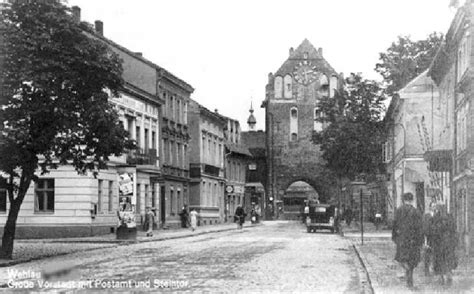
[305,203,339,233]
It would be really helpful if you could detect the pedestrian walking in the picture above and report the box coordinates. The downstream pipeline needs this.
[178,205,189,228]
[145,206,155,237]
[422,203,435,276]
[344,207,353,227]
[189,208,198,231]
[431,204,458,286]
[392,192,423,288]
[234,205,246,229]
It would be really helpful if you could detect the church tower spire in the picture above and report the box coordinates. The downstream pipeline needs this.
[247,101,256,131]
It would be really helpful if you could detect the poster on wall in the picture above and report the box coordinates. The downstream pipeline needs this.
[118,172,136,211]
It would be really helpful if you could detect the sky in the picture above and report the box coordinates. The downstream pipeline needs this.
[68,0,458,131]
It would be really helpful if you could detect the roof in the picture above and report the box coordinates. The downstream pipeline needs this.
[247,113,256,124]
[225,143,252,157]
[274,39,338,78]
[398,70,437,98]
[80,22,194,94]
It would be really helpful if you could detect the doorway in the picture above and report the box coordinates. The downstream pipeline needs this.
[160,185,166,224]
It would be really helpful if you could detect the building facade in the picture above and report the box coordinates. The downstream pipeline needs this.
[157,68,193,228]
[223,118,252,221]
[0,12,166,237]
[188,100,226,225]
[261,39,341,219]
[384,71,446,225]
[242,106,268,219]
[428,0,473,254]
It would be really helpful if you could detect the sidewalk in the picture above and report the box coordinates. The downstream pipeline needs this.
[0,222,259,267]
[343,223,474,293]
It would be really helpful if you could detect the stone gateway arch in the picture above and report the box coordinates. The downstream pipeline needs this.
[261,39,342,219]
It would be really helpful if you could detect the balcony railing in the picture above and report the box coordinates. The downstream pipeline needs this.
[126,148,158,166]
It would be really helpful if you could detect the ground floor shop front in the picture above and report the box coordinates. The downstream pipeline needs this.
[0,164,164,239]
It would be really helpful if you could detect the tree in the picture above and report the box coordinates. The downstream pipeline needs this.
[312,73,386,181]
[375,32,443,96]
[0,0,133,258]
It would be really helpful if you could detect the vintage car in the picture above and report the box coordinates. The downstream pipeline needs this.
[305,203,339,233]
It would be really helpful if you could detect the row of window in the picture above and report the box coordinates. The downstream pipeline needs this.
[202,133,223,167]
[163,139,188,168]
[274,74,338,99]
[227,160,245,182]
[167,186,184,215]
[123,117,158,152]
[288,107,325,141]
[201,180,222,207]
[457,32,471,82]
[225,120,241,144]
[0,179,56,213]
[163,91,188,125]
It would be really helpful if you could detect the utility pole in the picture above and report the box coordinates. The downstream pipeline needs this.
[360,188,364,245]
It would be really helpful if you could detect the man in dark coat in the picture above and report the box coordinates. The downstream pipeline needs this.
[392,192,423,288]
[178,205,189,228]
[431,204,457,285]
[234,206,246,229]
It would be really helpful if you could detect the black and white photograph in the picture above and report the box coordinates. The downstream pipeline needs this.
[0,0,473,292]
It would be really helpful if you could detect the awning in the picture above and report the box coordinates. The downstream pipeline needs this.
[423,149,452,172]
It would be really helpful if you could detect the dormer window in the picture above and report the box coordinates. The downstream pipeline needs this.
[303,52,308,59]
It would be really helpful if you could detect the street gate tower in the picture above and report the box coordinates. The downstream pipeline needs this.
[261,39,342,219]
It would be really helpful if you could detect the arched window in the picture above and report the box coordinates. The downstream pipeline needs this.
[319,74,329,97]
[314,108,323,132]
[330,75,338,98]
[274,76,283,98]
[290,107,298,141]
[284,74,292,98]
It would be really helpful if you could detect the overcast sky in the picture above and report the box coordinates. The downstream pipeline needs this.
[68,0,457,131]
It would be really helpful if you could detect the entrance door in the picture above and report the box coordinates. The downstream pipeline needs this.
[160,185,166,224]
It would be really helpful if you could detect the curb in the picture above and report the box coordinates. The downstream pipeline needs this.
[0,224,260,268]
[351,243,375,294]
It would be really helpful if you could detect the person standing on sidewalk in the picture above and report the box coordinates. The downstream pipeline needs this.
[178,205,189,228]
[392,192,423,288]
[431,204,458,286]
[189,208,198,231]
[145,206,155,237]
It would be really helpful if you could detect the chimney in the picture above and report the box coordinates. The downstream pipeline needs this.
[214,109,219,114]
[339,72,344,79]
[72,6,81,23]
[268,72,273,82]
[135,52,143,57]
[95,20,103,36]
[318,47,323,56]
[289,47,294,57]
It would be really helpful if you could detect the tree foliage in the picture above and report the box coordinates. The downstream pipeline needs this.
[375,32,443,96]
[313,74,386,181]
[0,0,133,258]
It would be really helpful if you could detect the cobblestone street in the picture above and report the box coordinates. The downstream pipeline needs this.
[1,221,367,293]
